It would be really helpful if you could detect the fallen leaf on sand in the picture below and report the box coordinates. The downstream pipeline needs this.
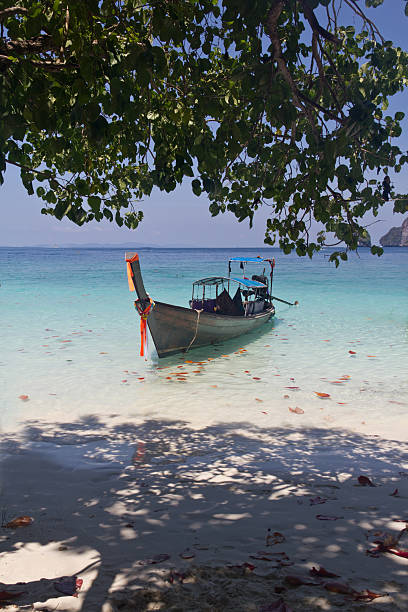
[283,394,289,399]
[179,549,195,559]
[324,582,356,595]
[315,392,330,398]
[387,548,408,558]
[253,377,261,380]
[5,516,34,528]
[259,598,293,612]
[285,386,299,390]
[354,589,386,601]
[289,407,304,414]
[0,591,23,601]
[309,566,339,578]
[310,496,327,506]
[262,411,268,414]
[18,395,29,401]
[358,475,374,487]
[138,553,170,565]
[255,398,263,402]
[266,530,285,546]
[54,577,83,597]
[227,562,256,572]
[349,350,356,355]
[316,514,343,521]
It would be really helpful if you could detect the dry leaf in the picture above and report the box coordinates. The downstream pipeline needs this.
[5,516,34,528]
[266,529,285,546]
[387,548,408,558]
[309,566,339,578]
[310,496,327,506]
[354,589,385,601]
[324,582,356,595]
[358,475,374,487]
[315,392,330,398]
[179,549,195,560]
[316,514,343,521]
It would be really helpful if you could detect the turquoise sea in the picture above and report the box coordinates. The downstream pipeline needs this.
[1,247,407,438]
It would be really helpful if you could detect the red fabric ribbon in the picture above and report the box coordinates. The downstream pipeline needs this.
[135,298,154,357]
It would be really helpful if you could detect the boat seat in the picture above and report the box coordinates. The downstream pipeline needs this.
[191,298,217,313]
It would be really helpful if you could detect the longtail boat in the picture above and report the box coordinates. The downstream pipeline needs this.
[126,253,276,358]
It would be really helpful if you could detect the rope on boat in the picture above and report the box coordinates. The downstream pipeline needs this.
[134,297,155,357]
[185,308,203,354]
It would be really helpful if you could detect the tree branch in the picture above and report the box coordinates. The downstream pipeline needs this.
[0,34,57,55]
[301,0,341,46]
[0,7,28,20]
[266,1,321,140]
[5,158,54,177]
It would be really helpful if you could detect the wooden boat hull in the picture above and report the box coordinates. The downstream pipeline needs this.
[146,300,274,357]
[126,252,275,358]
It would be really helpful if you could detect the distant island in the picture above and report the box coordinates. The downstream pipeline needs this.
[380,217,408,247]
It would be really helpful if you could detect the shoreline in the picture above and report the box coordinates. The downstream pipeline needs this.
[1,415,407,611]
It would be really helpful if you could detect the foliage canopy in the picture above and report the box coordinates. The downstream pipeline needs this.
[1,0,408,261]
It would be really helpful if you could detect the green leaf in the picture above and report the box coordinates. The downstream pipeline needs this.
[192,179,202,196]
[88,195,101,212]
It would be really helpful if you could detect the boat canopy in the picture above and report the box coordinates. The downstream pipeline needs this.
[193,276,266,289]
[229,256,266,263]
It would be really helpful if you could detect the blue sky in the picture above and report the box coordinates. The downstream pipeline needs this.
[1,1,407,247]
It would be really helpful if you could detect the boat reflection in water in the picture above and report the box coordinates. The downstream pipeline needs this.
[126,253,276,358]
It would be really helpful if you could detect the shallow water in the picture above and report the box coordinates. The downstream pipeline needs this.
[1,247,407,438]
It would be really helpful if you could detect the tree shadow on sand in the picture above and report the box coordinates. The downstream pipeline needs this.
[0,417,407,611]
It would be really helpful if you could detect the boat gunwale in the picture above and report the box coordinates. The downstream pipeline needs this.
[151,299,275,321]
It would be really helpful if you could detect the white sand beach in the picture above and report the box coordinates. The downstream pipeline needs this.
[1,413,407,611]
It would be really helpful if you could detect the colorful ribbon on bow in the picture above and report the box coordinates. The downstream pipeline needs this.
[134,298,155,357]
